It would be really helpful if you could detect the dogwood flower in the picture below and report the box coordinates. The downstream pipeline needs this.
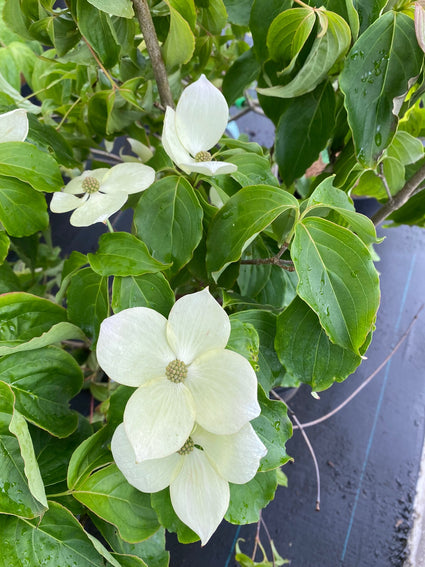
[0,108,28,142]
[162,75,237,176]
[50,162,155,227]
[111,421,266,545]
[97,288,260,461]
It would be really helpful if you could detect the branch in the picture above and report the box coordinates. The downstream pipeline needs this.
[240,243,295,271]
[372,163,425,226]
[132,0,174,109]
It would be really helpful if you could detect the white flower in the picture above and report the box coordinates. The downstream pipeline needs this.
[0,109,28,142]
[162,75,237,176]
[50,162,155,227]
[111,421,267,545]
[97,288,260,461]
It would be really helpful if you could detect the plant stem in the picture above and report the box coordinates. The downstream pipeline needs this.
[132,0,174,109]
[105,219,114,233]
[372,163,425,226]
[240,243,295,271]
[82,36,117,90]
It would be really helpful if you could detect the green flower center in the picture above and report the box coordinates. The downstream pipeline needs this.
[195,150,212,162]
[165,359,187,383]
[81,176,101,194]
[178,437,194,456]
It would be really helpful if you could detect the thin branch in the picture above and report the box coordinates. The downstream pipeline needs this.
[260,515,276,567]
[271,390,321,511]
[240,243,295,271]
[377,162,393,202]
[90,148,122,163]
[372,163,425,226]
[251,510,262,561]
[132,0,174,109]
[81,36,117,90]
[295,304,423,429]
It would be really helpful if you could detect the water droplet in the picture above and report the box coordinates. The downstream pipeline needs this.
[375,132,382,147]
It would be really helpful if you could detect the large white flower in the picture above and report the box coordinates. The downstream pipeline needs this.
[50,162,155,227]
[0,108,28,142]
[97,288,260,461]
[162,75,237,176]
[111,422,267,545]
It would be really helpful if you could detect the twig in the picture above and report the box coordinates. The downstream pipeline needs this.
[229,106,251,122]
[55,96,81,130]
[295,304,423,429]
[81,36,117,90]
[260,515,276,567]
[377,161,393,202]
[132,0,174,109]
[90,148,122,163]
[243,90,265,116]
[240,243,295,271]
[271,389,321,511]
[251,510,262,561]
[372,163,425,226]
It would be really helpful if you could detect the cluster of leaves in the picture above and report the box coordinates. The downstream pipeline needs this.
[0,0,424,565]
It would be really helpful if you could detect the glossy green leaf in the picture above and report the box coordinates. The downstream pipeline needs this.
[66,267,109,343]
[169,0,196,30]
[0,231,9,264]
[0,142,63,192]
[112,273,174,317]
[223,0,254,25]
[0,501,116,565]
[386,188,425,228]
[385,130,424,166]
[275,81,336,185]
[0,292,66,347]
[0,346,83,437]
[67,427,113,490]
[228,317,260,367]
[291,217,380,354]
[0,176,49,237]
[162,5,195,69]
[275,296,363,391]
[222,48,261,106]
[227,153,280,188]
[225,470,278,524]
[151,488,199,544]
[87,0,134,17]
[237,239,272,298]
[250,0,293,60]
[356,0,387,34]
[88,232,170,277]
[206,185,299,278]
[258,11,351,98]
[325,0,359,40]
[252,386,292,471]
[267,7,316,68]
[0,381,47,518]
[76,0,120,68]
[134,176,203,275]
[200,0,227,34]
[256,266,298,311]
[340,11,423,167]
[27,113,78,168]
[73,464,160,543]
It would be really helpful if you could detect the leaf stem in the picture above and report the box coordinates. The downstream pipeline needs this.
[240,243,295,271]
[372,163,425,226]
[132,0,174,109]
[81,36,117,91]
[105,219,114,233]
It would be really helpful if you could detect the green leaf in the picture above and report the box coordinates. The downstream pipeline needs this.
[222,48,261,106]
[339,11,423,167]
[0,500,117,565]
[90,516,169,567]
[386,188,425,227]
[66,267,109,343]
[275,81,336,185]
[76,0,120,68]
[0,381,47,518]
[0,346,83,437]
[151,488,199,544]
[200,0,228,34]
[228,317,260,366]
[87,0,134,18]
[227,153,280,188]
[252,386,292,471]
[206,185,299,277]
[291,217,380,354]
[255,266,298,310]
[222,0,253,25]
[258,11,351,98]
[250,0,293,61]
[0,230,9,264]
[88,232,170,277]
[112,273,174,317]
[225,470,277,524]
[385,130,424,166]
[0,176,49,237]
[355,0,387,34]
[134,176,204,275]
[27,113,78,168]
[0,142,63,192]
[169,0,197,30]
[68,427,113,490]
[275,296,363,391]
[73,464,160,543]
[0,292,67,347]
[267,7,316,69]
[162,5,195,69]
[325,0,359,40]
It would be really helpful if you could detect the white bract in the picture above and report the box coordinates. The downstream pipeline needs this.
[97,288,260,461]
[0,109,28,142]
[50,162,155,227]
[162,74,237,176]
[112,422,267,545]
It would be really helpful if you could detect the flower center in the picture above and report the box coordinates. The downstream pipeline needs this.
[165,359,187,383]
[81,176,101,194]
[178,437,194,456]
[195,150,212,162]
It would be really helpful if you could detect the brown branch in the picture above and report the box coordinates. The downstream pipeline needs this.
[132,0,174,109]
[372,163,425,226]
[240,243,295,271]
